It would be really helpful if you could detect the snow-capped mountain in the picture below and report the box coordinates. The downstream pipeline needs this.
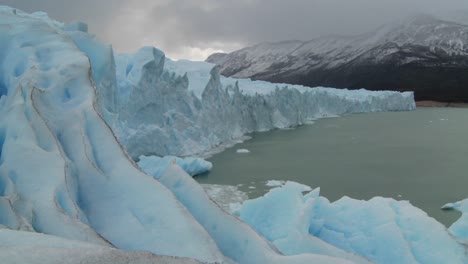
[207,14,468,102]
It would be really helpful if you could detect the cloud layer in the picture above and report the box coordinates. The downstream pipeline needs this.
[4,0,468,60]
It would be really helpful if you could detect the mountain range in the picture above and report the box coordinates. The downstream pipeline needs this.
[207,14,468,102]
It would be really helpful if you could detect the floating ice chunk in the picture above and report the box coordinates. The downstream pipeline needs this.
[138,155,212,178]
[240,181,467,264]
[266,180,286,187]
[446,198,468,243]
[236,149,250,153]
[442,203,456,210]
[240,182,371,264]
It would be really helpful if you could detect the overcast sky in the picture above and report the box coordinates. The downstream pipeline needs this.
[3,0,468,60]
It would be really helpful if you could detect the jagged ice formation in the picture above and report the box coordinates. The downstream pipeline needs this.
[110,50,415,158]
[1,5,466,264]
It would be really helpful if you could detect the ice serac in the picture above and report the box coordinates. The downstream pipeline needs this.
[65,25,119,120]
[0,7,225,262]
[240,182,467,264]
[114,50,415,158]
[114,48,205,158]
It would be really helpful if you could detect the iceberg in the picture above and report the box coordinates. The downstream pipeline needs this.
[240,182,467,264]
[266,180,286,187]
[443,199,468,243]
[158,164,358,264]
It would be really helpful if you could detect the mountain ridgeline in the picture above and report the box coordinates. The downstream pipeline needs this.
[207,14,468,102]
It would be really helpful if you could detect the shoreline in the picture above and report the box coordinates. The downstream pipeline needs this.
[416,101,468,108]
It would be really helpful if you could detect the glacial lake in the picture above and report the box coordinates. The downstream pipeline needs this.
[196,108,468,227]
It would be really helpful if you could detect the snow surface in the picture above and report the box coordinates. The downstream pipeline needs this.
[0,229,203,264]
[138,155,212,178]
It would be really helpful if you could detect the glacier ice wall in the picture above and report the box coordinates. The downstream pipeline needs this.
[0,6,370,264]
[0,7,225,262]
[94,47,415,159]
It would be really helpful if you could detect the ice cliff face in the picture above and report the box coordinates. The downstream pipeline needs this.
[105,48,415,159]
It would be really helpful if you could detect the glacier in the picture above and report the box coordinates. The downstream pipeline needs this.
[0,7,370,263]
[111,50,415,158]
[0,6,227,263]
[0,5,466,264]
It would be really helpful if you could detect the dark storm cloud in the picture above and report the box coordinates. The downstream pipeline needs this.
[2,0,468,60]
[144,0,468,52]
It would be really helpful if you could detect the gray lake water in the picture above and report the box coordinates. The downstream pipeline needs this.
[196,108,468,227]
